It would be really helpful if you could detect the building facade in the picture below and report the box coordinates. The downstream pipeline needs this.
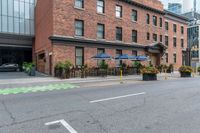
[34,0,188,75]
[164,11,188,68]
[0,0,35,66]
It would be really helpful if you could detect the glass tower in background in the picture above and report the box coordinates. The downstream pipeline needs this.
[168,3,182,14]
[0,0,35,36]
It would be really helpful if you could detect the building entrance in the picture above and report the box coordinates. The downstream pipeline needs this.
[0,47,32,67]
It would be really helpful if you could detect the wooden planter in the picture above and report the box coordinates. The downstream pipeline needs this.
[180,72,191,78]
[143,73,157,81]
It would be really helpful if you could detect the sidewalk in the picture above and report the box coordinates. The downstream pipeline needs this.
[0,71,189,89]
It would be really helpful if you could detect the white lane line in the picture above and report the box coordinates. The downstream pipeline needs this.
[90,92,146,103]
[45,119,78,133]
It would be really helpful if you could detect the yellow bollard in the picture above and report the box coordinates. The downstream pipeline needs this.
[165,69,167,80]
[120,70,123,84]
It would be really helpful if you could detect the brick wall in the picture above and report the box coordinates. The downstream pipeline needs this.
[164,17,188,69]
[34,0,188,75]
[53,0,164,45]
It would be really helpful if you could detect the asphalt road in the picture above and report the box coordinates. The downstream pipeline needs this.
[0,78,200,133]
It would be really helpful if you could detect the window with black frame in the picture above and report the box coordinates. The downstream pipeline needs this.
[116,5,122,18]
[75,0,84,8]
[116,27,122,41]
[146,14,150,24]
[173,37,177,47]
[165,36,169,46]
[75,47,84,66]
[132,30,137,43]
[97,0,104,14]
[97,23,105,39]
[153,16,157,26]
[132,10,137,22]
[75,20,84,36]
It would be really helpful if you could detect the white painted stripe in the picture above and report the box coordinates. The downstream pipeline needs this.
[45,119,78,133]
[90,92,146,103]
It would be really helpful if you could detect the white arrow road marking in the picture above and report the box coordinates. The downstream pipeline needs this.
[90,92,146,103]
[45,119,78,133]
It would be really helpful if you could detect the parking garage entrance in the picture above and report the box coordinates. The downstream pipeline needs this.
[0,47,32,68]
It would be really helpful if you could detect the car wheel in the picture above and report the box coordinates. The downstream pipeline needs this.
[16,68,20,72]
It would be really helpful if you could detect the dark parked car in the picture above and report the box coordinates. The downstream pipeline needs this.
[0,63,20,72]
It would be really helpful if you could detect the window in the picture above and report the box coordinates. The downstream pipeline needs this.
[160,35,162,42]
[147,32,150,40]
[75,20,84,36]
[76,47,84,66]
[153,34,157,42]
[97,48,105,66]
[173,37,177,47]
[116,49,122,66]
[97,0,104,14]
[75,0,84,8]
[166,53,168,63]
[116,27,122,41]
[165,36,168,46]
[132,10,137,22]
[160,17,162,27]
[181,26,184,34]
[173,53,176,63]
[173,24,177,33]
[97,23,105,39]
[181,39,184,48]
[132,50,137,56]
[165,21,169,30]
[38,53,45,60]
[116,5,122,18]
[146,14,150,24]
[132,30,137,43]
[153,16,157,26]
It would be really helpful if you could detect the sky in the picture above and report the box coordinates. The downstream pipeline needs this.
[160,0,200,13]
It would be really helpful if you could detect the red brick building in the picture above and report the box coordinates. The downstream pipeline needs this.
[164,11,188,69]
[34,0,188,75]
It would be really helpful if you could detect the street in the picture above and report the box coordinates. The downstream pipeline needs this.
[0,78,200,133]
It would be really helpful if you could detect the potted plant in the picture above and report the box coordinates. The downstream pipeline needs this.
[64,60,73,79]
[133,61,143,75]
[29,63,36,76]
[55,62,65,78]
[167,64,174,73]
[140,66,159,81]
[179,66,193,77]
[198,66,200,75]
[99,61,108,77]
[22,62,36,76]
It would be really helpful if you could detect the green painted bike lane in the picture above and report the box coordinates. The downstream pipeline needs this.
[0,83,79,95]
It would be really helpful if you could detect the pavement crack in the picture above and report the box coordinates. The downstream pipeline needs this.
[1,101,16,124]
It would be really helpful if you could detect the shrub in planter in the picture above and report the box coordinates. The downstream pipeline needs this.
[140,66,159,81]
[133,61,144,75]
[55,62,65,78]
[178,66,193,78]
[198,67,200,75]
[63,60,73,79]
[156,64,164,73]
[55,60,73,79]
[167,64,174,73]
[22,62,36,76]
[99,61,108,77]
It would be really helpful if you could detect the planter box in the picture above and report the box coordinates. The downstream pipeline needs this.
[180,72,191,78]
[143,74,157,81]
